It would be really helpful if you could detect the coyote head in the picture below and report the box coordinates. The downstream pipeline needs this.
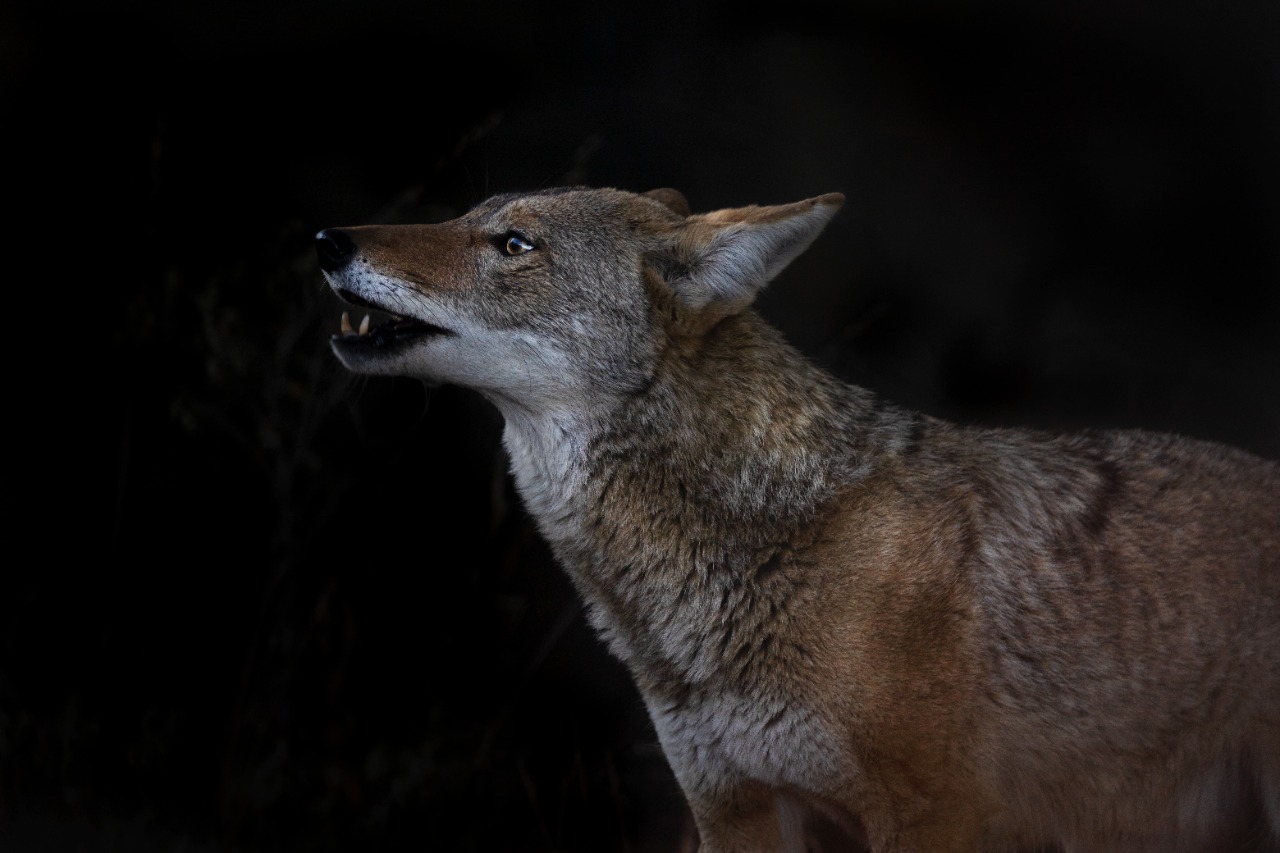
[317,186,843,412]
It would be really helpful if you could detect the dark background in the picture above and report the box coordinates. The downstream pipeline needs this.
[3,0,1278,851]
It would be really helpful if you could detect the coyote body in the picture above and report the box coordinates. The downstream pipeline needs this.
[317,186,1280,852]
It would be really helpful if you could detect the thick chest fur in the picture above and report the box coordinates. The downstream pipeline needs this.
[561,520,868,800]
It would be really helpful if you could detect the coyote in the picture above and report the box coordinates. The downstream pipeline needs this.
[316,186,1280,852]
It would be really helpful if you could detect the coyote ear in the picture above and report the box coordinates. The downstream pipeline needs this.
[659,193,844,310]
[644,188,691,217]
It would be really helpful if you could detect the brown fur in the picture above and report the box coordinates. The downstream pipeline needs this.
[317,185,1280,852]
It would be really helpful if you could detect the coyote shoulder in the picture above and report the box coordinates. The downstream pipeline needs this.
[317,185,1280,852]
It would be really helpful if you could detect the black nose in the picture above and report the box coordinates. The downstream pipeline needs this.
[315,228,357,272]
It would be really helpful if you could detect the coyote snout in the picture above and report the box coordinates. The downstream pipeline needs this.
[318,185,1280,852]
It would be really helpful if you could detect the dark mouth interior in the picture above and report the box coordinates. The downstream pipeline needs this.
[332,287,452,348]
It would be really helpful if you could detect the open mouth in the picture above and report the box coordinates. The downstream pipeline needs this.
[330,287,452,349]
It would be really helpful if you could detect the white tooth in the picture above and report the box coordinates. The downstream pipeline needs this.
[359,314,370,336]
[340,311,353,335]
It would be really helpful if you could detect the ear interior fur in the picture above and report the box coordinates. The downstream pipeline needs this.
[656,193,844,312]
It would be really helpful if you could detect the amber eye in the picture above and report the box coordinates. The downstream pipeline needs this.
[503,232,535,256]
